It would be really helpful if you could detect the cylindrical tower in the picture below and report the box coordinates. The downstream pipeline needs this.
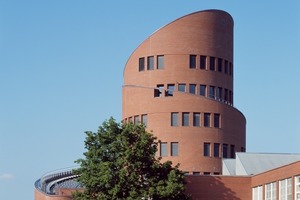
[122,10,246,175]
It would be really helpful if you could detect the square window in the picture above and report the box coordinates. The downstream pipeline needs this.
[157,55,164,69]
[189,84,196,94]
[160,142,167,157]
[210,57,215,71]
[193,112,200,127]
[171,112,178,126]
[204,143,211,157]
[189,55,196,69]
[178,84,186,92]
[147,56,154,70]
[171,142,178,156]
[204,113,210,127]
[200,55,206,69]
[200,84,206,96]
[214,113,220,128]
[182,112,189,126]
[139,57,145,71]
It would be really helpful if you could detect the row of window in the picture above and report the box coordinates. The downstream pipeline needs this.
[185,171,220,176]
[154,83,233,106]
[138,55,233,76]
[124,114,148,127]
[171,112,221,128]
[160,142,178,157]
[203,142,238,159]
[189,54,233,75]
[252,176,300,200]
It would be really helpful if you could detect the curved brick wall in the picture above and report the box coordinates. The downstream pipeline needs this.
[122,10,246,174]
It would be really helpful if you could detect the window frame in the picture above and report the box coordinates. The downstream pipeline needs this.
[157,55,164,69]
[147,56,154,70]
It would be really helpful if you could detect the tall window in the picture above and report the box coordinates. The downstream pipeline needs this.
[200,55,206,69]
[204,143,210,157]
[210,57,215,71]
[154,84,164,97]
[218,58,222,72]
[295,176,300,200]
[209,86,215,99]
[139,57,145,71]
[214,113,220,128]
[182,112,189,126]
[171,142,178,156]
[229,62,233,75]
[216,87,222,101]
[200,84,206,96]
[189,84,196,94]
[252,186,263,200]
[193,112,200,127]
[171,112,178,126]
[265,182,276,200]
[189,55,196,69]
[166,84,175,96]
[147,56,154,70]
[204,113,210,127]
[160,142,167,157]
[141,114,147,127]
[214,143,220,157]
[230,145,235,158]
[222,144,228,158]
[157,55,164,69]
[224,60,228,74]
[224,88,228,102]
[279,178,292,200]
[178,84,186,92]
[134,115,139,124]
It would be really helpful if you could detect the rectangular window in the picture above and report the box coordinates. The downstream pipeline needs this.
[141,114,147,127]
[230,145,235,158]
[147,56,154,70]
[209,86,215,99]
[214,143,220,157]
[229,90,233,105]
[216,87,222,101]
[193,172,200,175]
[295,176,300,200]
[178,84,186,92]
[200,55,206,69]
[128,117,132,122]
[224,88,228,102]
[193,112,200,127]
[252,186,263,200]
[182,112,189,126]
[218,58,222,72]
[160,142,167,157]
[189,55,196,69]
[157,55,164,69]
[166,84,175,96]
[204,143,210,157]
[139,57,145,71]
[222,144,228,158]
[171,112,178,126]
[189,84,196,94]
[204,113,210,127]
[200,84,206,96]
[224,60,228,74]
[171,142,178,156]
[134,115,139,125]
[265,182,276,200]
[229,62,233,75]
[279,178,292,200]
[154,84,164,97]
[214,113,220,128]
[210,57,215,71]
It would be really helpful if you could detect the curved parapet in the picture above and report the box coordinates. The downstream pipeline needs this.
[122,10,246,174]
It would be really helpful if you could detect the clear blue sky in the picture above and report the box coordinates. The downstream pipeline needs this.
[0,1,299,199]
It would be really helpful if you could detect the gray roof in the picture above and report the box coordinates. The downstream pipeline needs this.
[222,152,300,176]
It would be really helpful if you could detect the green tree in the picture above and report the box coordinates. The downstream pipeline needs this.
[73,118,190,200]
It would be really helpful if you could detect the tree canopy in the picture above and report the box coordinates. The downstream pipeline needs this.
[73,118,190,200]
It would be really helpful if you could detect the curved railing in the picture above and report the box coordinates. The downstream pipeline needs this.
[35,166,82,195]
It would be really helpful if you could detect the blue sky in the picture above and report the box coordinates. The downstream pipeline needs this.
[0,1,299,199]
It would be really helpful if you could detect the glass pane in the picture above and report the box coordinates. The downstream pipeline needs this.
[200,85,206,96]
[178,84,186,92]
[204,143,210,156]
[182,112,189,126]
[171,142,178,156]
[200,55,206,69]
[193,113,200,127]
[189,84,196,94]
[157,55,164,69]
[210,57,215,71]
[190,55,196,68]
[139,57,145,71]
[147,56,154,70]
[160,142,167,157]
[171,112,178,126]
[204,113,210,127]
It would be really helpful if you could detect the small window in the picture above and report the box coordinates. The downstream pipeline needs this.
[218,58,222,72]
[193,172,200,175]
[209,86,215,99]
[216,87,222,101]
[189,55,196,69]
[160,142,167,157]
[171,142,178,156]
[189,84,196,94]
[210,57,215,71]
[214,113,220,128]
[193,112,200,127]
[147,56,154,70]
[203,172,211,175]
[223,144,228,158]
[200,55,206,69]
[171,112,178,126]
[224,60,228,74]
[141,114,147,127]
[128,117,132,122]
[230,145,235,158]
[229,62,233,75]
[166,84,175,96]
[204,143,211,157]
[182,112,189,126]
[224,88,228,102]
[229,90,233,105]
[200,84,206,96]
[178,84,186,92]
[134,115,139,124]
[154,84,164,97]
[139,57,145,71]
[214,143,220,157]
[157,55,164,69]
[204,113,210,127]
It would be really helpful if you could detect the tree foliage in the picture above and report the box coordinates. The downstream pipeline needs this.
[73,118,190,200]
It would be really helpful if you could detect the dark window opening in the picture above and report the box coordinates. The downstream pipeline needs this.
[204,113,210,127]
[139,57,145,71]
[147,56,154,70]
[189,84,196,94]
[193,112,200,127]
[204,143,211,157]
[218,58,222,72]
[154,84,164,97]
[200,55,206,69]
[214,143,220,157]
[223,144,228,158]
[210,57,215,71]
[200,84,206,96]
[166,84,175,96]
[189,55,196,69]
[214,113,220,128]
